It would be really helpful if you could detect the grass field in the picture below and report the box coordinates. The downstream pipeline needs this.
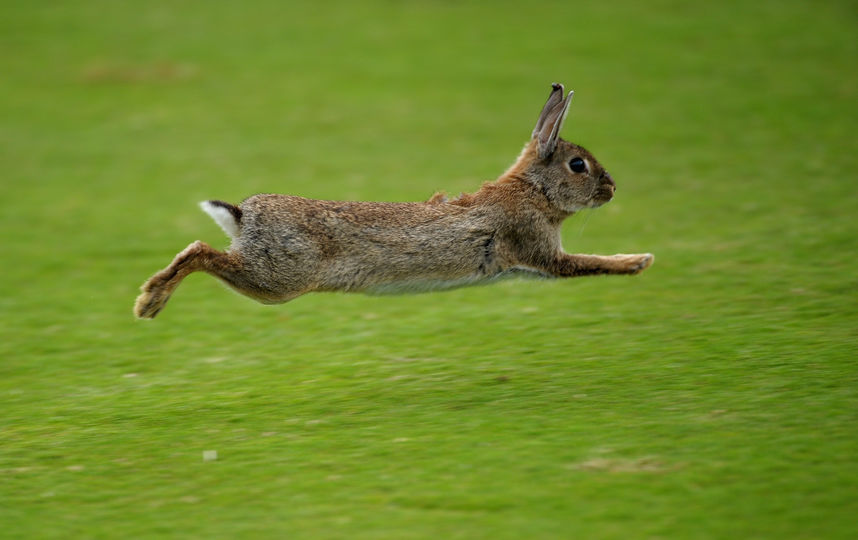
[2,1,857,537]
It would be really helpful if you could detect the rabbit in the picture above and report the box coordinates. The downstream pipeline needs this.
[134,83,653,319]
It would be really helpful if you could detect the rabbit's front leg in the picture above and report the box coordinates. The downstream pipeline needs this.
[545,253,654,277]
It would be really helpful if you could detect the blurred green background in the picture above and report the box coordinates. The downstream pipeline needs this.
[1,1,856,538]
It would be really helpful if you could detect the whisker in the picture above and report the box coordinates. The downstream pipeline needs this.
[577,209,593,236]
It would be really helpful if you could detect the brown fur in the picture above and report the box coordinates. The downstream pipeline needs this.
[134,84,653,319]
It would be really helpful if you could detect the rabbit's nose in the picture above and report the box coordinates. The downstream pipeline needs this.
[602,171,616,190]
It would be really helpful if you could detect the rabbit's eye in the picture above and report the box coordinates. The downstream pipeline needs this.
[569,157,587,173]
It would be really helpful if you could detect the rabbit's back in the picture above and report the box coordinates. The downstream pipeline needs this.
[234,194,505,295]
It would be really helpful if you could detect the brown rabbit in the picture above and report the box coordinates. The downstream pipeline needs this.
[134,83,653,319]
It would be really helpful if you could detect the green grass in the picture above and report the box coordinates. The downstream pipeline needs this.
[2,0,857,537]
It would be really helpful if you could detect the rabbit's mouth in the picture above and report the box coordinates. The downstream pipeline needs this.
[590,183,615,207]
[589,172,616,206]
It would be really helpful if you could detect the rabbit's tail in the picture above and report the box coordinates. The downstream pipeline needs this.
[200,200,242,239]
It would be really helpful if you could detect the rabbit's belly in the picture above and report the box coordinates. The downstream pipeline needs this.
[364,274,490,295]
[363,266,549,295]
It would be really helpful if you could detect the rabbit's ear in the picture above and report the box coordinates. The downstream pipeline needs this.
[532,83,565,139]
[532,84,574,159]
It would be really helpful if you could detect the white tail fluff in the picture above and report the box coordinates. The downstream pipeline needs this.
[200,201,240,239]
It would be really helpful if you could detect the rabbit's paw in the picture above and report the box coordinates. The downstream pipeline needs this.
[134,271,176,319]
[615,253,654,274]
[134,287,170,319]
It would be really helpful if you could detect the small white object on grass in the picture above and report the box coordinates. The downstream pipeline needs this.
[203,450,218,462]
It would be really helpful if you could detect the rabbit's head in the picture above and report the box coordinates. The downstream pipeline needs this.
[513,83,616,214]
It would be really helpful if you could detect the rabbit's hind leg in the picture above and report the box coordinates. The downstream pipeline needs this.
[134,240,241,319]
